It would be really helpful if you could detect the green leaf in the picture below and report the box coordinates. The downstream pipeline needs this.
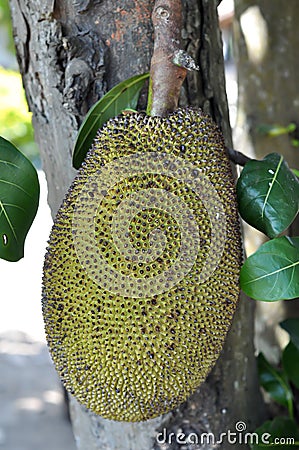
[240,237,299,301]
[237,153,299,238]
[73,73,149,169]
[0,136,39,261]
[280,319,299,351]
[250,417,299,449]
[257,123,297,137]
[257,353,293,416]
[293,168,299,177]
[282,341,299,390]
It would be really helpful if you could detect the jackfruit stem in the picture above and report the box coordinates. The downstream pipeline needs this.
[226,147,252,166]
[148,0,187,117]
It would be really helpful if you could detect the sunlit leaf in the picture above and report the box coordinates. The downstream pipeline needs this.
[257,123,296,137]
[237,153,299,238]
[257,353,293,417]
[73,73,149,169]
[293,168,299,177]
[0,136,39,261]
[240,237,299,301]
[0,67,38,159]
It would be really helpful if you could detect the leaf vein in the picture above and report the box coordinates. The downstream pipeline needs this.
[0,178,31,197]
[261,155,284,219]
[245,260,299,284]
[0,199,18,242]
[0,160,20,169]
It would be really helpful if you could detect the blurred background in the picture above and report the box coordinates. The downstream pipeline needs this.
[0,0,76,448]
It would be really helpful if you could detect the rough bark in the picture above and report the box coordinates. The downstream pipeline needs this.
[9,0,153,213]
[10,0,263,448]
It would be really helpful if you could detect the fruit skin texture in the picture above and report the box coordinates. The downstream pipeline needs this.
[42,107,242,422]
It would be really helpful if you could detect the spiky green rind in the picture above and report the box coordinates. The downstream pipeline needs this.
[42,108,242,422]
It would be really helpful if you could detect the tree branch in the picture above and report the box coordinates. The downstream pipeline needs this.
[227,147,252,166]
[148,0,251,168]
[148,0,198,116]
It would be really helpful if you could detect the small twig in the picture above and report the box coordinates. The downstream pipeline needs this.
[226,147,252,166]
[148,0,198,117]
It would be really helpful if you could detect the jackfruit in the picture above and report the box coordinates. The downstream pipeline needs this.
[42,107,242,422]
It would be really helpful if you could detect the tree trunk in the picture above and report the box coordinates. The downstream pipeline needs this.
[234,0,299,167]
[9,0,263,448]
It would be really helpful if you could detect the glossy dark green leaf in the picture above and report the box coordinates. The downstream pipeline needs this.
[240,237,299,301]
[237,153,299,238]
[0,137,40,261]
[282,341,299,389]
[250,417,299,450]
[257,353,293,416]
[73,73,149,169]
[280,318,299,351]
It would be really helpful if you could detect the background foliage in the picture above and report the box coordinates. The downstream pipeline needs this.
[0,0,39,165]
